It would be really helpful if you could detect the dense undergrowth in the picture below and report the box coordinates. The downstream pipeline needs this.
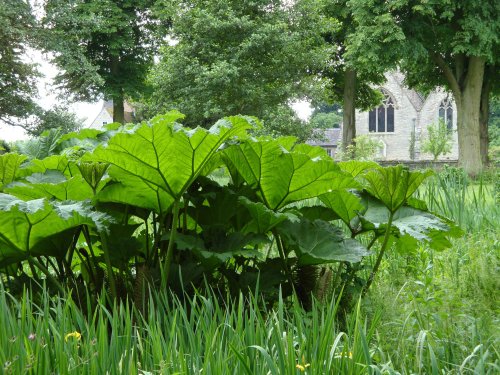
[0,116,498,373]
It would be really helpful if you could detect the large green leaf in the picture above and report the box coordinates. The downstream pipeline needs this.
[362,165,433,213]
[277,218,369,265]
[5,170,94,201]
[93,112,251,212]
[96,168,173,213]
[18,155,77,178]
[174,231,264,269]
[338,160,378,178]
[0,194,111,266]
[239,197,298,234]
[0,153,27,191]
[361,194,459,251]
[223,138,341,210]
[320,190,364,227]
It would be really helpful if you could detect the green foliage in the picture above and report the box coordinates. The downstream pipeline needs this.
[417,168,499,233]
[308,111,342,129]
[42,0,160,120]
[0,153,27,190]
[0,194,109,266]
[0,0,40,125]
[336,135,382,161]
[489,97,500,164]
[146,0,321,137]
[28,106,84,136]
[421,120,453,161]
[14,128,63,160]
[0,286,391,375]
[0,113,458,309]
[251,105,318,143]
[314,0,395,110]
[367,229,499,374]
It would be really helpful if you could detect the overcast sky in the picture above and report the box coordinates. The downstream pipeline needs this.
[0,49,102,142]
[1,50,312,142]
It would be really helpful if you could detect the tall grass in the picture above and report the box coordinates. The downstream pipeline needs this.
[0,285,386,375]
[361,167,500,374]
[417,168,499,232]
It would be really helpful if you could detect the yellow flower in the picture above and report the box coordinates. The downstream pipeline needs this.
[296,356,310,372]
[296,363,310,372]
[64,331,82,342]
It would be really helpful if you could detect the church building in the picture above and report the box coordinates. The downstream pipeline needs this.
[314,71,459,162]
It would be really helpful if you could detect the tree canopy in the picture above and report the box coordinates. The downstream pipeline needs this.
[146,0,324,135]
[0,0,40,126]
[350,0,499,173]
[42,0,161,123]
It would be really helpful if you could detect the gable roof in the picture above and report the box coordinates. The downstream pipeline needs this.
[387,71,425,112]
[307,128,341,147]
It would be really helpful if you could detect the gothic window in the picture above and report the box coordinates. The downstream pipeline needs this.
[439,97,453,131]
[369,90,395,133]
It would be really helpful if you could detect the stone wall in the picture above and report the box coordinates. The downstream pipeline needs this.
[354,71,459,162]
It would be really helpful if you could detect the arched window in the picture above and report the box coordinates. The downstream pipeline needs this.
[439,97,453,131]
[369,90,395,133]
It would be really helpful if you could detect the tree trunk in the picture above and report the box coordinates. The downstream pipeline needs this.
[342,69,356,154]
[110,54,125,124]
[113,96,125,124]
[455,57,485,176]
[479,70,492,166]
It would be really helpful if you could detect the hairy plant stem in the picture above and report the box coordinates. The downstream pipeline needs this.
[362,212,394,296]
[27,256,65,294]
[332,262,344,290]
[162,200,180,290]
[100,232,117,299]
[273,230,296,293]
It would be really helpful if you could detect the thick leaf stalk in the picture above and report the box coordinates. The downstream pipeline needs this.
[273,230,296,293]
[362,211,394,296]
[100,232,117,299]
[163,200,181,290]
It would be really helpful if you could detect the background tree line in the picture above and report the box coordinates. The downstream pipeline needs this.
[1,0,498,173]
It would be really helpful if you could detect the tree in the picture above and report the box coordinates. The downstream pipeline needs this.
[350,0,499,174]
[309,111,341,129]
[42,0,161,123]
[0,0,40,126]
[146,0,322,135]
[421,120,453,161]
[29,106,84,136]
[313,0,402,152]
[336,135,382,161]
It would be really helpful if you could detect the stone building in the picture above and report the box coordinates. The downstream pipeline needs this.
[89,100,135,129]
[312,71,459,162]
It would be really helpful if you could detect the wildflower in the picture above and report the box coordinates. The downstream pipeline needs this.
[296,363,310,372]
[296,355,310,372]
[27,333,36,341]
[64,331,82,342]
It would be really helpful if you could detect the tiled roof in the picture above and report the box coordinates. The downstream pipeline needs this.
[307,128,341,147]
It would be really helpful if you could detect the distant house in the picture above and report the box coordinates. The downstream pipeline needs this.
[310,71,459,162]
[308,128,341,157]
[89,100,136,129]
